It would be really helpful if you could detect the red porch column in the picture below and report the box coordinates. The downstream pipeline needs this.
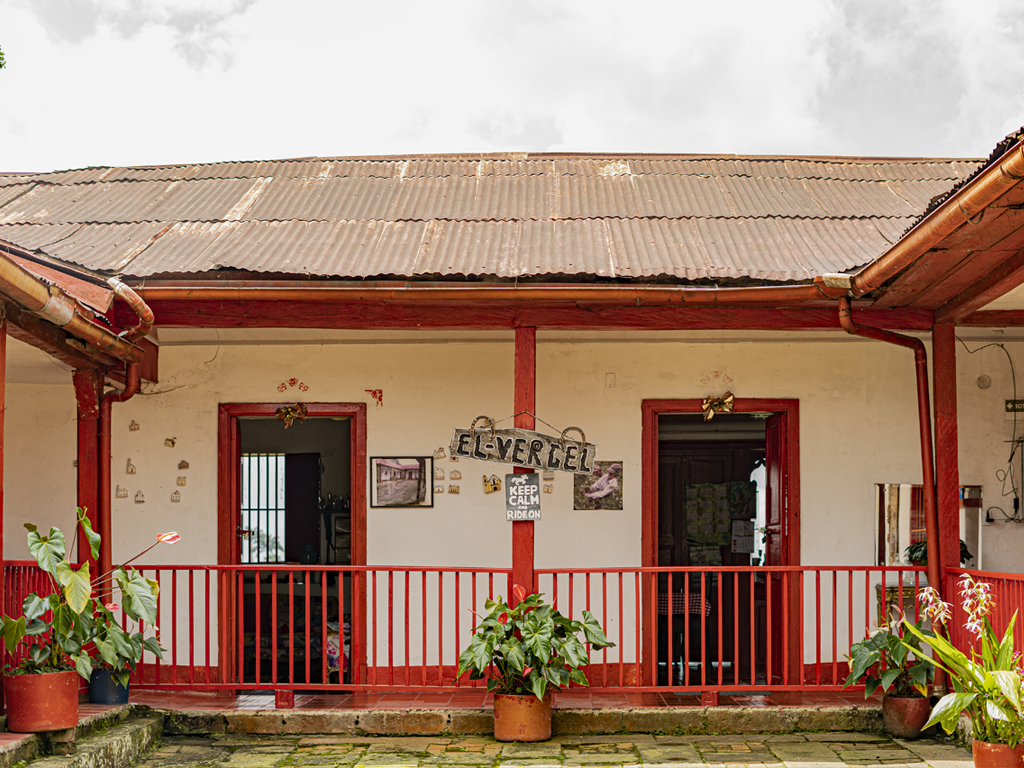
[512,327,536,600]
[0,319,6,615]
[933,324,960,578]
[73,370,102,568]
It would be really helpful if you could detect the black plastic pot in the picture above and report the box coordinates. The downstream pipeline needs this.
[88,669,129,705]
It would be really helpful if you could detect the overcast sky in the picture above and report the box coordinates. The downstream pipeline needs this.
[1,0,1022,172]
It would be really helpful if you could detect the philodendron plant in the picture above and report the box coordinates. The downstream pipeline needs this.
[1,508,178,686]
[457,584,615,699]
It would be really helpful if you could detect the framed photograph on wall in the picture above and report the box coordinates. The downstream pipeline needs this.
[370,457,434,508]
[573,461,623,510]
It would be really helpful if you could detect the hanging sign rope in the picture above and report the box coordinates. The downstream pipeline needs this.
[450,415,597,475]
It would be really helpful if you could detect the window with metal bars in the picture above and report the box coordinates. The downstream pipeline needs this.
[240,453,286,564]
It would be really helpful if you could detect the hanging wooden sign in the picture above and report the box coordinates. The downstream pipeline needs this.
[450,416,596,475]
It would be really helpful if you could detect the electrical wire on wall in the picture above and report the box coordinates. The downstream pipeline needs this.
[958,337,1024,523]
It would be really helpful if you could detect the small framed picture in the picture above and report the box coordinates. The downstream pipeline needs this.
[371,457,434,508]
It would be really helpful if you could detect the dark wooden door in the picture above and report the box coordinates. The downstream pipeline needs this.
[284,453,322,563]
[657,441,763,683]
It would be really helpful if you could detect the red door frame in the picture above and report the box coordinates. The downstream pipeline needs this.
[217,402,367,685]
[640,398,800,684]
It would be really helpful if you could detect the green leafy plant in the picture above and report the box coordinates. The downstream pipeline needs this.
[904,539,973,566]
[456,584,615,699]
[905,574,1024,746]
[1,509,178,687]
[842,613,934,698]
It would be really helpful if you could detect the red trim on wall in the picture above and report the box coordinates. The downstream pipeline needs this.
[640,398,801,681]
[216,402,368,685]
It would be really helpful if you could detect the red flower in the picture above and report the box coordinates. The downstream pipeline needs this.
[512,584,527,603]
[105,602,120,612]
[523,666,533,676]
[156,532,181,544]
[498,612,509,625]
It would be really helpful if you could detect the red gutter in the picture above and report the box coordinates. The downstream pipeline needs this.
[107,279,154,343]
[135,282,845,305]
[851,136,1024,298]
[98,363,140,598]
[838,298,940,592]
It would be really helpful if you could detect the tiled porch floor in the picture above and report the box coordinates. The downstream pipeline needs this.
[128,689,882,711]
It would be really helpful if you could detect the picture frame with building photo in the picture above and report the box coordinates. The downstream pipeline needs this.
[371,457,433,508]
[574,461,623,510]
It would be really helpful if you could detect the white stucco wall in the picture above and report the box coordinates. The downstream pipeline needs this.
[4,330,1022,671]
[955,338,1024,574]
[4,383,77,560]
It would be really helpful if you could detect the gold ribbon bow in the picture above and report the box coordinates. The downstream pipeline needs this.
[701,391,734,421]
[275,403,308,428]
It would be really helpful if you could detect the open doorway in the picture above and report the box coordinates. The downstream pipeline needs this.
[641,398,800,687]
[218,403,367,689]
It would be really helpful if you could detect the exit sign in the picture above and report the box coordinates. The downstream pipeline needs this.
[1006,400,1024,412]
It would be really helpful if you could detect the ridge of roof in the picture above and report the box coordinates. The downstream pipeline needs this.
[4,151,984,177]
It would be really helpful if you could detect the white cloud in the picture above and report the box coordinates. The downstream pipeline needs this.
[0,0,1021,171]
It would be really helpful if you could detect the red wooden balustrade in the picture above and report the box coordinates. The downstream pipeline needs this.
[945,568,1024,658]
[5,561,996,695]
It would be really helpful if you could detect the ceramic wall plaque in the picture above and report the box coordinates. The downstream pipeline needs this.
[129,420,140,432]
[126,459,137,474]
[164,438,176,448]
[178,460,189,470]
[448,484,460,494]
[115,485,128,498]
[135,491,145,504]
[177,476,187,486]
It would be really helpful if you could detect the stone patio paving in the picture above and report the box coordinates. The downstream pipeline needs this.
[135,733,974,768]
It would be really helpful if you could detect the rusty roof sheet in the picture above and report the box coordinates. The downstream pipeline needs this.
[0,152,981,282]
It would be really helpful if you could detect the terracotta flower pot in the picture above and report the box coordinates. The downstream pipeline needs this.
[972,740,1024,767]
[3,669,79,733]
[493,693,552,742]
[881,694,932,739]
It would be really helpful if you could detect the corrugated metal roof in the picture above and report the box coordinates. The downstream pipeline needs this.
[0,152,982,282]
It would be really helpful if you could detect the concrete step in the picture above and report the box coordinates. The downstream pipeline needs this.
[161,705,883,737]
[10,714,162,768]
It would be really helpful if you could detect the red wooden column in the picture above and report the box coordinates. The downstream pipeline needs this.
[73,370,102,568]
[933,324,960,579]
[0,320,6,615]
[512,327,536,600]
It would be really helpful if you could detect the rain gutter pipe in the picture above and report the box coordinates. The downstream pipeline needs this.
[98,363,140,596]
[850,136,1024,298]
[0,249,146,363]
[838,297,940,592]
[135,282,848,305]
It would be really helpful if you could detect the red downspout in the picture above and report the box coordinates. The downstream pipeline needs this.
[98,363,140,597]
[96,281,151,594]
[838,298,940,591]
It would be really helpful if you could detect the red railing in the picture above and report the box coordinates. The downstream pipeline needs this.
[535,566,928,692]
[3,562,939,693]
[2,563,512,692]
[945,568,1024,657]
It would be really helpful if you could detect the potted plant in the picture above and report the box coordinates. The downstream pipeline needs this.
[904,539,974,567]
[86,530,179,704]
[842,613,935,738]
[904,575,1024,767]
[456,584,615,742]
[1,509,175,729]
